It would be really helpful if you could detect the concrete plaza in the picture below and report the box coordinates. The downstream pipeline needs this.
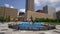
[0,22,60,34]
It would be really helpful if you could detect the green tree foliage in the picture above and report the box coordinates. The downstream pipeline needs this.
[6,16,10,22]
[0,16,3,22]
[34,18,40,22]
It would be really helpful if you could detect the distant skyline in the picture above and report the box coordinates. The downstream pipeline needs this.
[0,0,60,12]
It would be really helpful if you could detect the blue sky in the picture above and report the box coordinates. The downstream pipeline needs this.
[0,0,60,12]
[0,0,26,9]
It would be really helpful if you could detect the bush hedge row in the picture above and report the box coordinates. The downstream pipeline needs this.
[34,18,60,22]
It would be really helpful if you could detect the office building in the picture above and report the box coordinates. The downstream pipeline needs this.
[0,6,18,21]
[56,11,60,18]
[43,5,56,18]
[24,0,53,21]
[26,0,34,11]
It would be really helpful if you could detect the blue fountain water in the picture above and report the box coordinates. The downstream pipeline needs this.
[20,22,43,27]
[34,23,43,27]
[21,23,28,26]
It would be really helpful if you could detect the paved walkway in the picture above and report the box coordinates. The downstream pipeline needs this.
[0,22,60,34]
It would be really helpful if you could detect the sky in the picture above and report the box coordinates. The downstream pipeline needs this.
[0,0,60,13]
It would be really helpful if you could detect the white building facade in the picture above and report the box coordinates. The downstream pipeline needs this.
[43,5,56,18]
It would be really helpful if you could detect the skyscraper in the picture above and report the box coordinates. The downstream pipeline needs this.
[26,0,34,11]
[43,5,56,18]
[23,1,53,21]
[24,0,34,21]
[56,11,60,18]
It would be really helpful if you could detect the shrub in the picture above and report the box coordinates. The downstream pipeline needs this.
[0,16,3,22]
[34,18,60,23]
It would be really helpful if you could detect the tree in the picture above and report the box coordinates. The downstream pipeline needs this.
[34,18,38,22]
[6,16,10,22]
[0,16,3,22]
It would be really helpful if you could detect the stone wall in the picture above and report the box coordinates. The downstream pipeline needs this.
[27,10,53,21]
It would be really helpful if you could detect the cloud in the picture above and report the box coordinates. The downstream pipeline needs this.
[46,0,60,11]
[48,0,60,3]
[4,4,14,8]
[56,7,60,11]
[19,9,25,13]
[10,6,14,8]
[34,0,40,6]
[41,0,60,5]
[34,0,60,11]
[4,4,10,7]
[18,9,25,15]
[34,0,47,6]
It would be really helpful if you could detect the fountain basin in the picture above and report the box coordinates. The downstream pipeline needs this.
[8,22,56,31]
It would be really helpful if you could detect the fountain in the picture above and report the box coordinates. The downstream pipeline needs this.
[8,16,56,31]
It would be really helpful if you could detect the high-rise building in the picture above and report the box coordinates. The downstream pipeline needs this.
[56,11,60,18]
[23,0,34,21]
[23,0,53,21]
[43,5,56,18]
[26,0,34,11]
